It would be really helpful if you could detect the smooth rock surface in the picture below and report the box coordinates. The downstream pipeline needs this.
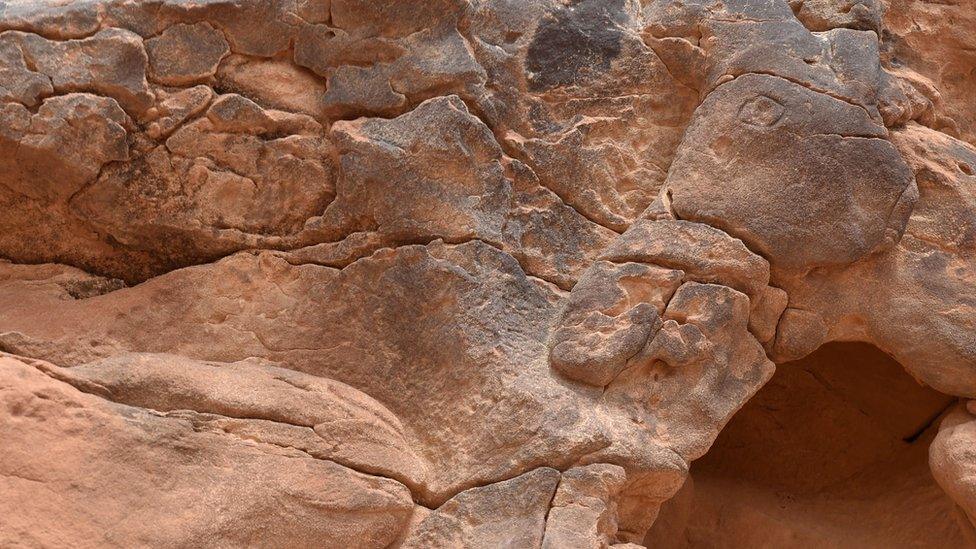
[0,353,415,549]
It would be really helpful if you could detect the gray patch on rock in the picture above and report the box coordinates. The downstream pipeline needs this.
[526,0,627,92]
[60,277,127,299]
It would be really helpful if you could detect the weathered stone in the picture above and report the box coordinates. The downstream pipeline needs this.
[930,405,976,529]
[0,0,974,546]
[0,0,102,39]
[698,9,884,114]
[600,219,771,297]
[463,0,700,233]
[549,260,680,386]
[145,22,228,85]
[666,73,915,272]
[0,32,53,106]
[0,243,613,506]
[292,0,484,120]
[789,0,883,32]
[57,352,427,488]
[400,468,560,548]
[0,93,129,202]
[748,285,788,344]
[70,94,337,262]
[310,94,615,288]
[0,260,125,300]
[215,54,326,117]
[0,354,414,549]
[543,464,628,549]
[780,123,976,397]
[662,342,964,547]
[883,0,976,145]
[769,308,828,362]
[144,84,213,139]
[6,28,154,115]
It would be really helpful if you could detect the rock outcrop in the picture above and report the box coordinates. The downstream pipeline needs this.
[0,0,973,547]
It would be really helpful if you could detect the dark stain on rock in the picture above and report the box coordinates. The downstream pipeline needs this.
[526,0,627,92]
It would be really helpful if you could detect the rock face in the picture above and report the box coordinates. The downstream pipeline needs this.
[0,353,414,549]
[0,0,973,547]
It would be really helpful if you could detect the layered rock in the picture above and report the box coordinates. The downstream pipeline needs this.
[0,0,973,547]
[0,353,414,549]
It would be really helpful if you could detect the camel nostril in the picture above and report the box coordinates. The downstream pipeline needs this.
[959,162,974,176]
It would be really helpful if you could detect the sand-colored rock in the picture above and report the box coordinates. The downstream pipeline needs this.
[649,343,969,548]
[0,353,414,548]
[399,468,560,548]
[883,0,976,146]
[543,464,628,549]
[931,402,976,536]
[55,352,427,487]
[0,28,153,115]
[667,73,915,271]
[777,123,976,396]
[145,22,229,86]
[0,0,973,546]
[0,93,129,202]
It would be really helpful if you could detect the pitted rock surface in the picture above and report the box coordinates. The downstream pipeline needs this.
[0,0,973,547]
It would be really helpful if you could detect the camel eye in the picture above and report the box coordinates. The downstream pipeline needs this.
[738,95,785,128]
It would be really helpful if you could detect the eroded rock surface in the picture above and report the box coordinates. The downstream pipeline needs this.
[0,353,414,549]
[0,0,973,547]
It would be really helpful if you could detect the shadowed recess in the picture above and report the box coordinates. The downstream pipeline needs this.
[646,342,969,548]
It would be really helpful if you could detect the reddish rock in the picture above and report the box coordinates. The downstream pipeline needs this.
[0,0,973,546]
[145,22,229,86]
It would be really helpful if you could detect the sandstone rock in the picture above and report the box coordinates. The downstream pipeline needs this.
[748,286,788,344]
[0,242,613,506]
[0,93,129,202]
[0,32,53,106]
[5,28,154,115]
[877,66,937,129]
[68,93,337,270]
[780,123,976,396]
[215,54,327,117]
[549,260,678,387]
[666,73,915,272]
[145,84,213,139]
[399,467,560,548]
[660,342,966,547]
[0,0,102,39]
[0,0,974,545]
[770,308,829,363]
[931,405,976,535]
[543,464,628,549]
[320,95,514,244]
[56,352,427,488]
[480,0,698,232]
[307,94,616,288]
[0,353,414,549]
[0,259,125,300]
[145,22,229,86]
[696,6,885,115]
[293,0,485,119]
[789,0,883,32]
[883,0,976,145]
[0,238,766,541]
[599,219,771,297]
